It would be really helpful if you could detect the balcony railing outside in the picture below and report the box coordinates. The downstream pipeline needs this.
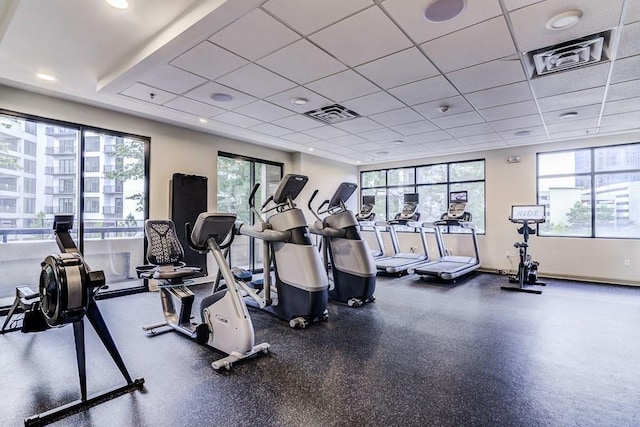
[45,147,76,155]
[44,186,76,195]
[44,206,75,214]
[44,167,76,175]
[103,185,124,193]
[103,206,123,214]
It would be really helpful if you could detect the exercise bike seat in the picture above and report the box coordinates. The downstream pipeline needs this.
[137,220,201,284]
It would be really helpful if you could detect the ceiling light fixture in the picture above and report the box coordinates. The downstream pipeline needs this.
[546,10,582,31]
[514,130,531,137]
[394,140,404,145]
[106,0,129,9]
[211,93,233,102]
[308,147,314,152]
[375,150,390,156]
[559,111,579,119]
[198,118,208,123]
[36,73,56,81]
[424,0,467,23]
[438,105,449,113]
[292,97,309,105]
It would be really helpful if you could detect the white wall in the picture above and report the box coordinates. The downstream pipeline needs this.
[359,135,640,286]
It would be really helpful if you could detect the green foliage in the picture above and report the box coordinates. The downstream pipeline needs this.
[0,141,19,169]
[217,157,251,223]
[566,201,591,228]
[104,141,145,212]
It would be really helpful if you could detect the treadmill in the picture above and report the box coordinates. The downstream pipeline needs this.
[410,191,480,281]
[355,195,385,259]
[375,193,429,275]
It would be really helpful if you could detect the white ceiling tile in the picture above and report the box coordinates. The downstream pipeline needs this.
[479,100,539,121]
[413,96,474,119]
[421,17,516,73]
[120,83,176,105]
[216,64,297,98]
[490,114,542,132]
[332,117,383,133]
[359,127,402,142]
[406,131,453,144]
[383,0,503,44]
[309,7,412,67]
[264,86,332,113]
[462,141,508,151]
[341,91,405,115]
[354,48,439,90]
[183,82,257,109]
[209,9,300,61]
[281,132,319,144]
[250,122,293,137]
[262,0,373,36]
[369,108,424,127]
[211,112,263,128]
[503,133,548,146]
[458,133,503,145]
[257,39,347,84]
[608,81,640,101]
[305,70,379,102]
[272,114,324,132]
[498,126,546,140]
[303,126,349,139]
[391,120,439,136]
[447,123,495,138]
[543,104,602,124]
[510,0,624,53]
[234,100,295,121]
[446,59,526,93]
[550,129,598,140]
[163,97,225,118]
[601,110,640,127]
[604,97,640,115]
[503,0,543,11]
[423,139,466,150]
[388,75,459,106]
[324,135,368,146]
[626,0,640,24]
[325,145,360,155]
[350,141,387,151]
[611,55,640,84]
[538,86,605,112]
[430,111,486,129]
[170,41,248,80]
[137,64,207,95]
[617,21,640,59]
[547,117,599,134]
[465,81,533,109]
[531,63,610,98]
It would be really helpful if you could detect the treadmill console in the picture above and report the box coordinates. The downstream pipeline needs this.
[356,195,376,221]
[441,191,471,222]
[394,193,420,222]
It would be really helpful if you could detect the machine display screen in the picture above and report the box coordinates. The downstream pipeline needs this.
[511,205,546,221]
[449,191,468,203]
[404,193,419,204]
[362,195,375,205]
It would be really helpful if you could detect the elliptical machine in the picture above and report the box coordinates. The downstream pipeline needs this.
[501,205,547,294]
[236,174,329,329]
[2,215,144,425]
[308,182,376,307]
[138,213,270,370]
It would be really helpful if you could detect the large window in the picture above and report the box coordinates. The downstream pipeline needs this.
[360,159,486,233]
[537,143,640,238]
[217,152,282,271]
[0,112,150,305]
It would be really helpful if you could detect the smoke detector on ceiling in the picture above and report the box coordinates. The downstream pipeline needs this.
[525,30,614,78]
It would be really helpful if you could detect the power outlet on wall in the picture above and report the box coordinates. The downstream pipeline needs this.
[624,259,631,267]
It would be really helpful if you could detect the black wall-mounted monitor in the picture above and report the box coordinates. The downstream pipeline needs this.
[404,193,419,204]
[450,191,468,203]
[362,195,375,205]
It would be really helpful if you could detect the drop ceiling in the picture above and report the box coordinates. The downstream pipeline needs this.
[1,0,640,165]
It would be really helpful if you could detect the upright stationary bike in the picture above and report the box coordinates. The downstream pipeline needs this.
[138,213,270,370]
[501,205,547,294]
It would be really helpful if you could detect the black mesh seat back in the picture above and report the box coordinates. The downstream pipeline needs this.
[145,220,184,266]
[273,174,308,204]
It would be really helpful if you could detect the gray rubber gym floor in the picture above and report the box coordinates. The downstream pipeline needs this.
[2,272,640,427]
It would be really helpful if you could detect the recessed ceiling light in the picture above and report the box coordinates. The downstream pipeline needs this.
[375,150,390,155]
[211,93,233,102]
[424,0,467,23]
[546,10,582,31]
[559,111,579,119]
[514,130,531,137]
[393,140,404,145]
[198,118,208,123]
[292,97,309,105]
[308,147,314,152]
[438,105,449,113]
[106,0,129,9]
[356,161,362,164]
[36,73,56,81]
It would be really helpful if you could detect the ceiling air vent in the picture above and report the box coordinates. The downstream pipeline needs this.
[303,104,360,124]
[526,30,613,78]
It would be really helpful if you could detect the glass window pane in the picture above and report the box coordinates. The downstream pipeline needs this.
[594,144,640,172]
[388,186,415,218]
[538,177,591,237]
[417,184,447,223]
[417,164,447,184]
[217,156,251,224]
[449,160,484,182]
[388,168,415,186]
[362,188,387,222]
[594,172,640,238]
[539,150,591,176]
[361,170,386,187]
[451,182,485,233]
